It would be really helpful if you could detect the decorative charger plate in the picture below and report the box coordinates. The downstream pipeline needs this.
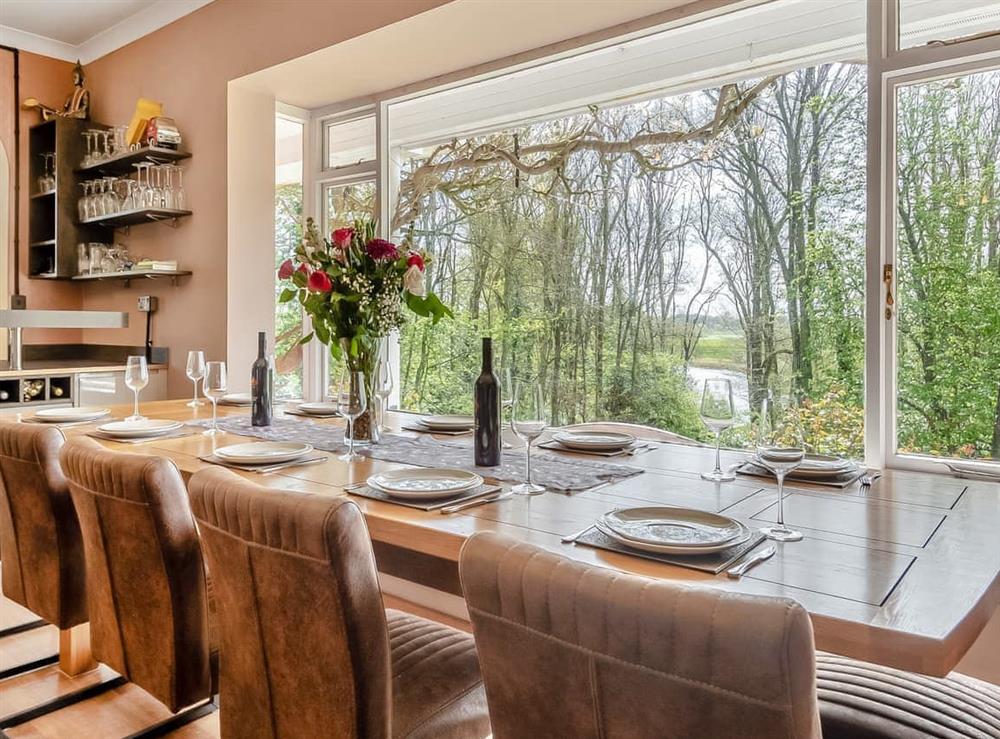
[595,516,752,555]
[214,441,314,464]
[367,468,483,500]
[553,430,635,451]
[32,407,110,423]
[297,402,340,416]
[600,506,745,548]
[97,419,183,438]
[417,415,475,430]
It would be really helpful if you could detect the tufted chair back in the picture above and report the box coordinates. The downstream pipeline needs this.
[460,532,822,739]
[188,466,391,739]
[0,423,87,629]
[60,436,212,712]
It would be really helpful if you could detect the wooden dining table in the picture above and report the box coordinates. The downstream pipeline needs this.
[59,399,1000,678]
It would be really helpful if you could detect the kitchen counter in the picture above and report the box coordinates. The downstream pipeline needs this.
[0,361,168,379]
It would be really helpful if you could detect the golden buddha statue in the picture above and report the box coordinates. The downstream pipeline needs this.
[22,60,90,120]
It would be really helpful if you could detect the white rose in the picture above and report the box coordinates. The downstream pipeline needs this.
[404,264,426,297]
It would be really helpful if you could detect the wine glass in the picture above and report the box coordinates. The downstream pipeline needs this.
[700,378,736,482]
[374,346,393,434]
[755,393,805,542]
[186,350,206,407]
[336,369,367,461]
[510,379,548,496]
[203,362,228,435]
[124,356,148,421]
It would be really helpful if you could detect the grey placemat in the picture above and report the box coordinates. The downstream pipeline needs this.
[190,416,642,493]
[736,461,864,488]
[572,527,767,574]
[348,484,502,511]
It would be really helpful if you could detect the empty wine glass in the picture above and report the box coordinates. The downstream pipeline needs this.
[336,369,367,461]
[186,350,206,407]
[125,356,148,421]
[755,393,805,542]
[203,362,228,435]
[700,378,736,482]
[510,379,548,495]
[374,344,393,434]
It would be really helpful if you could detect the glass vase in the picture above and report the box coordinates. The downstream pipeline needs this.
[338,338,379,444]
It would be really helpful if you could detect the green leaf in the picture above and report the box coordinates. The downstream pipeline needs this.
[314,321,330,346]
[278,288,297,304]
[296,332,314,346]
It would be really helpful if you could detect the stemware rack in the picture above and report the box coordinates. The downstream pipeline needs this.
[27,118,193,279]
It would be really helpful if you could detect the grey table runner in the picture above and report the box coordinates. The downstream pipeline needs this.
[191,415,642,493]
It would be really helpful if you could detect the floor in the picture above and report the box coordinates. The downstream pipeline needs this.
[0,588,468,737]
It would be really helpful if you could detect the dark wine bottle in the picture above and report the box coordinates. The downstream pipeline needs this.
[251,331,273,427]
[474,337,501,466]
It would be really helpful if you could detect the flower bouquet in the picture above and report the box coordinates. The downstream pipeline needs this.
[278,217,451,441]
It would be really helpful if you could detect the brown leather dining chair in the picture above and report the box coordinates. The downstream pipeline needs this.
[60,436,218,735]
[0,423,89,674]
[0,423,128,729]
[460,532,1000,739]
[188,466,491,739]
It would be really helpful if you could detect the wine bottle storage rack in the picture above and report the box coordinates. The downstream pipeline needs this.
[0,376,73,405]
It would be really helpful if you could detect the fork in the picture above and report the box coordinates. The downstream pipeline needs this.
[859,471,882,489]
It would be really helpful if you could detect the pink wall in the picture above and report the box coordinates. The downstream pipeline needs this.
[72,0,450,394]
[14,52,85,344]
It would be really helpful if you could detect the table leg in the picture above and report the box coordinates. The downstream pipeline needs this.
[59,623,96,676]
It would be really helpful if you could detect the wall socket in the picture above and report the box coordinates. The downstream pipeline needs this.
[138,296,158,312]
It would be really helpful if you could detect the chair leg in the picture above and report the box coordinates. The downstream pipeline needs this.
[120,697,218,739]
[0,619,46,638]
[0,675,127,729]
[58,624,96,676]
[0,654,59,680]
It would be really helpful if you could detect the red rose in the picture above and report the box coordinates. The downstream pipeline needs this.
[406,252,425,271]
[278,259,294,279]
[296,263,311,275]
[307,270,332,293]
[332,227,353,249]
[366,238,399,261]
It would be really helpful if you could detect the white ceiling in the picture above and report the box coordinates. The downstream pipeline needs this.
[0,0,213,63]
[234,0,704,109]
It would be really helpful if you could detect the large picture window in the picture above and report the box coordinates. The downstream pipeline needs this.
[894,67,1000,460]
[390,61,867,455]
[293,0,1000,468]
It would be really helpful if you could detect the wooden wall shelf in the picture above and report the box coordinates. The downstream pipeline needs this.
[79,207,191,231]
[71,269,192,286]
[76,145,190,176]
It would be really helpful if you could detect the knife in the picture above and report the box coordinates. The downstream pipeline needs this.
[726,545,776,579]
[439,490,512,514]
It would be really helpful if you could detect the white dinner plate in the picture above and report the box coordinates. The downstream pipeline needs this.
[417,415,475,431]
[596,518,752,555]
[97,419,183,438]
[944,460,1000,481]
[553,430,635,452]
[32,407,110,423]
[748,454,856,479]
[214,442,314,465]
[219,393,252,406]
[367,468,483,500]
[297,402,340,416]
[600,507,745,548]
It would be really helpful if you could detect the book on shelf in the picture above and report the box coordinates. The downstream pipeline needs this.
[134,260,179,272]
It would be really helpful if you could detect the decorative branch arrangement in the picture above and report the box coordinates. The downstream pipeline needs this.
[392,76,780,231]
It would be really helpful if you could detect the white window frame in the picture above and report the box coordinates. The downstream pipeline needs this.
[300,102,380,400]
[274,102,309,400]
[296,0,1000,462]
[866,0,1000,471]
